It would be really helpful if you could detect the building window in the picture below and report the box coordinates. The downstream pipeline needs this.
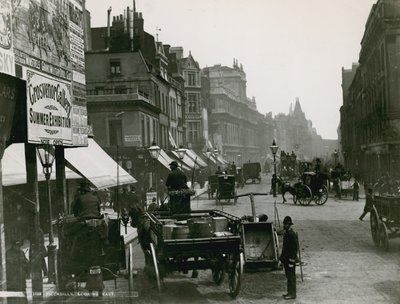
[115,86,126,94]
[109,119,122,146]
[188,72,197,86]
[187,93,198,113]
[110,60,121,75]
[187,122,199,143]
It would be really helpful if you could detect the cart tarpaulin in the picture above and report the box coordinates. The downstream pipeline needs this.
[1,143,82,186]
[64,138,137,189]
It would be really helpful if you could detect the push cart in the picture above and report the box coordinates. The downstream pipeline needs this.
[215,175,237,205]
[370,195,400,251]
[145,209,244,298]
[236,192,280,270]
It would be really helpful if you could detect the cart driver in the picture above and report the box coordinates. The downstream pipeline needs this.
[72,180,101,218]
[166,161,191,214]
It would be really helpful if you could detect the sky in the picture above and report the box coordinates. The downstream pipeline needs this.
[85,0,377,140]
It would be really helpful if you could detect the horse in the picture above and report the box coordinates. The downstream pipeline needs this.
[276,176,298,203]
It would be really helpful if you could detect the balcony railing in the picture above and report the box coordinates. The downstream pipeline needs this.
[86,87,151,103]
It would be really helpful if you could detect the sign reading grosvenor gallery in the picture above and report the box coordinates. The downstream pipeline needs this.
[26,70,73,145]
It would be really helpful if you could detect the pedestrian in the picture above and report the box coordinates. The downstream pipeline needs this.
[359,188,373,221]
[279,216,298,300]
[72,180,101,218]
[29,228,47,279]
[6,240,30,294]
[352,179,360,201]
[166,161,191,214]
[215,166,223,175]
[230,162,237,175]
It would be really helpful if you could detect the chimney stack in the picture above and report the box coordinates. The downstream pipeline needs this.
[107,6,112,50]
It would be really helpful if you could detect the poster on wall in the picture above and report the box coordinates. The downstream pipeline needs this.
[0,72,19,148]
[26,69,73,145]
[0,0,14,76]
[12,0,71,80]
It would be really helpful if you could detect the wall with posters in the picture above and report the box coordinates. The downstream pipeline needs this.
[11,0,87,146]
[0,0,15,76]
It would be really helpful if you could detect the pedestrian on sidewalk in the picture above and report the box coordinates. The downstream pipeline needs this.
[352,179,360,201]
[359,188,373,221]
[279,216,298,300]
[6,240,29,302]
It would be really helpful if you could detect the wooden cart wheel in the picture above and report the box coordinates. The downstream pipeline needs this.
[370,208,380,247]
[228,252,244,298]
[297,185,312,206]
[315,185,329,205]
[212,267,225,285]
[379,222,389,251]
[149,243,162,293]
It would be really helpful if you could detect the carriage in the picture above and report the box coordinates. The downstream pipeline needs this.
[215,175,238,205]
[207,175,219,199]
[281,172,329,206]
[145,209,244,297]
[242,162,262,184]
[56,215,126,294]
[370,195,400,251]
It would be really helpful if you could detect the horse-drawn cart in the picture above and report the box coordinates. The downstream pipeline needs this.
[370,195,400,251]
[145,210,244,297]
[215,175,238,205]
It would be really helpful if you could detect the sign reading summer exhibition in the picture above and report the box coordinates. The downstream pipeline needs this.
[26,70,72,146]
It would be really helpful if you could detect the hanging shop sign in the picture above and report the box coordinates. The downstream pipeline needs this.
[0,0,14,76]
[26,70,72,145]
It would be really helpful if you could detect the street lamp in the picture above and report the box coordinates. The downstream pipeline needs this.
[176,145,187,169]
[148,142,161,205]
[114,111,124,217]
[36,144,56,284]
[270,139,279,197]
[333,149,339,167]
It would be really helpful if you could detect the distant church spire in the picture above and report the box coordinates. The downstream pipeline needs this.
[289,102,293,115]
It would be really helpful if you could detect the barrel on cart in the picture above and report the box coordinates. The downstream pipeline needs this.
[145,210,244,298]
[370,195,400,251]
[215,175,237,205]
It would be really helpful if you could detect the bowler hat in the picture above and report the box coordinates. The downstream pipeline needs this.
[283,216,293,225]
[169,161,178,167]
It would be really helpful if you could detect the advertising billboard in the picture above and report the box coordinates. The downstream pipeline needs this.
[0,72,18,147]
[0,0,14,76]
[26,69,72,146]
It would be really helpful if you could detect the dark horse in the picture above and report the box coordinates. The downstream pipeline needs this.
[276,176,300,203]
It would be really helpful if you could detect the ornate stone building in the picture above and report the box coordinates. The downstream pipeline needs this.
[340,0,400,181]
[202,61,274,164]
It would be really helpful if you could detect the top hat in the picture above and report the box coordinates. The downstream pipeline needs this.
[169,161,178,167]
[283,216,293,226]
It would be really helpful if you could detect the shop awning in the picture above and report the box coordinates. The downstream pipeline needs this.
[168,131,177,149]
[185,149,207,168]
[217,155,229,165]
[64,138,137,189]
[171,150,200,170]
[157,149,172,170]
[2,143,82,187]
[203,152,217,164]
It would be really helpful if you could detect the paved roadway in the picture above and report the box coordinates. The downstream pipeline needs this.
[44,174,400,303]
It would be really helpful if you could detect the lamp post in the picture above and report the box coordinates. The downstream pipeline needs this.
[270,139,279,197]
[36,144,56,284]
[148,142,161,205]
[115,112,124,217]
[176,146,186,170]
[333,149,339,167]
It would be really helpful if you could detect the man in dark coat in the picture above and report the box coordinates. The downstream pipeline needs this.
[280,216,298,300]
[6,240,29,292]
[166,161,190,214]
[72,181,101,218]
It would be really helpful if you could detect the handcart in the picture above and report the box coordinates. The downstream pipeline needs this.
[145,209,244,298]
[207,175,219,199]
[370,195,400,251]
[236,192,280,270]
[215,175,237,205]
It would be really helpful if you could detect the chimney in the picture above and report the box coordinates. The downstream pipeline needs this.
[107,6,112,50]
